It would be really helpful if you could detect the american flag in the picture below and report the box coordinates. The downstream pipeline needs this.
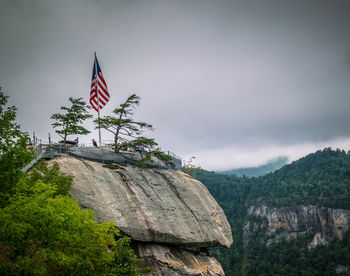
[90,55,110,111]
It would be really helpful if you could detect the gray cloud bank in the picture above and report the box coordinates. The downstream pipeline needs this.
[1,0,350,170]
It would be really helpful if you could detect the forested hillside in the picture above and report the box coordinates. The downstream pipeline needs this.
[195,148,350,276]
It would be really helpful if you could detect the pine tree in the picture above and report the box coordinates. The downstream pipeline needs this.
[94,94,174,168]
[94,94,153,153]
[51,97,92,146]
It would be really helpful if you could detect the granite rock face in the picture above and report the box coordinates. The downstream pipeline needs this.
[54,157,232,248]
[52,156,232,275]
[244,205,350,248]
[135,243,224,276]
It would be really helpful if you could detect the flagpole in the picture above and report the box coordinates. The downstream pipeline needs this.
[94,52,102,147]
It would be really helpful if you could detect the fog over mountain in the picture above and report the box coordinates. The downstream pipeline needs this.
[217,156,288,177]
[1,0,350,170]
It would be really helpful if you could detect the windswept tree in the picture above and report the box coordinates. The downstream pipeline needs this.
[51,97,92,146]
[95,94,174,168]
[94,94,174,167]
[94,94,153,153]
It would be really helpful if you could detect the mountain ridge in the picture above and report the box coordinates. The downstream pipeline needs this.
[216,156,288,177]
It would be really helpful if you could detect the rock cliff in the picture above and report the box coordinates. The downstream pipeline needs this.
[244,205,350,249]
[135,243,225,276]
[53,156,232,275]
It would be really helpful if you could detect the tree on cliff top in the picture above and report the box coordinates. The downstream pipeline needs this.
[51,97,92,146]
[94,94,153,153]
[94,94,174,168]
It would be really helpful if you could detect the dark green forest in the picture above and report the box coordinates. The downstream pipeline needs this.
[195,148,350,276]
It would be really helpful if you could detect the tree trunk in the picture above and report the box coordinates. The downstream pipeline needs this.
[64,133,67,147]
[114,134,119,153]
[114,126,121,153]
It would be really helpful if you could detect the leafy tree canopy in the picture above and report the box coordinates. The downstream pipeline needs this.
[0,87,34,207]
[0,161,150,275]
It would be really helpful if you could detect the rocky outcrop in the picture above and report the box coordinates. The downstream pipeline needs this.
[135,243,224,276]
[68,147,170,169]
[52,156,232,275]
[244,205,350,248]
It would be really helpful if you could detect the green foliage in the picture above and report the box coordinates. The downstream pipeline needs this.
[111,237,152,275]
[0,168,150,275]
[123,137,158,152]
[94,94,153,153]
[95,94,173,168]
[195,169,249,275]
[21,161,73,197]
[151,149,175,169]
[51,97,92,145]
[102,163,125,170]
[245,231,350,276]
[0,88,22,154]
[0,88,34,207]
[249,148,350,209]
[183,157,201,177]
[0,181,117,275]
[123,137,174,168]
[135,152,152,168]
[195,148,350,275]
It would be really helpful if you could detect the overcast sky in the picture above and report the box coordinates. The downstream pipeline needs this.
[1,0,350,170]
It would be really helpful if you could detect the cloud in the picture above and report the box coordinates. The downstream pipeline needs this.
[1,0,350,170]
[187,137,350,171]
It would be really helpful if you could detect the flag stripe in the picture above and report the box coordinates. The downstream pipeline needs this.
[90,99,98,112]
[98,91,108,103]
[98,74,107,87]
[98,81,108,94]
[97,81,109,97]
[98,95,106,105]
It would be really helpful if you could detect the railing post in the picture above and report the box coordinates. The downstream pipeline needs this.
[101,147,105,164]
[39,142,42,154]
[49,133,53,159]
